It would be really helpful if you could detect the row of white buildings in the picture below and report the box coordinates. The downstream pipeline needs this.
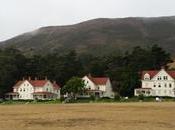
[5,68,175,100]
[5,75,114,100]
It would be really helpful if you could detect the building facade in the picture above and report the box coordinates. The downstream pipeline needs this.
[5,78,61,100]
[135,69,175,97]
[82,75,114,98]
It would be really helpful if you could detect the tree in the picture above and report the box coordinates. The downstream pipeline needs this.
[62,77,85,99]
[0,48,27,97]
[150,44,172,69]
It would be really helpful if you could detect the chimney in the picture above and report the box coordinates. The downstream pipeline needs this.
[45,76,48,81]
[88,73,92,77]
[161,66,165,70]
[53,80,56,84]
[35,77,37,80]
[28,76,31,81]
[22,77,25,81]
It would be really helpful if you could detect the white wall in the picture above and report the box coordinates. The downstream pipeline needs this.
[13,80,61,100]
[82,76,96,90]
[103,79,114,98]
[82,76,114,98]
[141,69,175,97]
[17,80,34,100]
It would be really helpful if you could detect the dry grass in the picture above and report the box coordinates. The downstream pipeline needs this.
[0,102,175,130]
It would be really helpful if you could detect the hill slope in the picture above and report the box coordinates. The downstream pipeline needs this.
[1,16,175,56]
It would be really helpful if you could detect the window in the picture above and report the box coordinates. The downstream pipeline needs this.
[169,83,172,88]
[146,91,150,94]
[154,85,156,87]
[20,88,22,92]
[157,76,160,80]
[164,83,167,87]
[46,88,49,91]
[164,76,168,80]
[23,88,25,92]
[158,84,161,88]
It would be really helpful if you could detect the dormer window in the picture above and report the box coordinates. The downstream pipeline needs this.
[144,73,150,80]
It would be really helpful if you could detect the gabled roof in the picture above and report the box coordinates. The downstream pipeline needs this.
[13,81,24,88]
[87,76,109,85]
[29,80,47,87]
[166,71,175,78]
[142,71,159,79]
[13,79,60,89]
[53,83,60,89]
[142,70,175,79]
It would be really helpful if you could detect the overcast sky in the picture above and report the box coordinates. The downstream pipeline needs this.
[1,0,175,41]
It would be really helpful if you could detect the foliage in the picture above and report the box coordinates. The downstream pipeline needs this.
[62,77,85,99]
[138,94,144,101]
[0,44,172,98]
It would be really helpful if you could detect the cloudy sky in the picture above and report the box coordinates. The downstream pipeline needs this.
[1,0,175,41]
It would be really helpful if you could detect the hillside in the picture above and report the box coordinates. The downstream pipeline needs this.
[1,16,175,56]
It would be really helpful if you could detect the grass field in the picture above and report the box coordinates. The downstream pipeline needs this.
[0,102,175,130]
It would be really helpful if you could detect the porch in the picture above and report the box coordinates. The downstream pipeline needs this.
[85,90,104,98]
[135,88,152,96]
[33,92,56,100]
[5,92,19,100]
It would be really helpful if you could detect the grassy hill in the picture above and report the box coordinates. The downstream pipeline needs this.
[1,16,175,56]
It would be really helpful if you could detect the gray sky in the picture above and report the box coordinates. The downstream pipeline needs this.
[1,0,175,41]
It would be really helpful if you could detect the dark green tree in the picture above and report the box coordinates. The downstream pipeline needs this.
[62,77,85,99]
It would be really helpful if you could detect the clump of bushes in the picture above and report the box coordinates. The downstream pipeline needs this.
[138,94,144,101]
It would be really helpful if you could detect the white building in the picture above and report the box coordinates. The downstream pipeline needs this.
[82,75,114,98]
[135,68,175,97]
[5,78,61,100]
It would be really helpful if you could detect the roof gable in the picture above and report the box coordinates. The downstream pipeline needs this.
[142,69,175,80]
[142,71,159,79]
[29,80,47,87]
[87,76,109,85]
[13,79,60,89]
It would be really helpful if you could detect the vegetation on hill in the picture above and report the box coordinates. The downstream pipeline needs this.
[0,45,172,97]
[1,16,175,56]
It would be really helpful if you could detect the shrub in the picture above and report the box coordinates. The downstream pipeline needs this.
[138,94,144,101]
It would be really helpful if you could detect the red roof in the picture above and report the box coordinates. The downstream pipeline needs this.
[13,81,24,88]
[88,76,109,85]
[29,80,47,87]
[13,80,60,89]
[142,70,159,79]
[53,83,60,89]
[167,71,175,78]
[142,70,175,79]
